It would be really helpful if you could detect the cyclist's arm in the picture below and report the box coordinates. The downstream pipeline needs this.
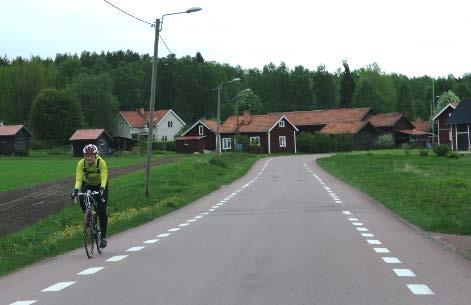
[99,158,108,188]
[74,159,84,190]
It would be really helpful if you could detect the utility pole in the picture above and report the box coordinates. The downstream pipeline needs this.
[145,18,160,198]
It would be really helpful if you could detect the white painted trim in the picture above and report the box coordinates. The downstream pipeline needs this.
[455,124,458,151]
[279,136,286,147]
[437,118,441,144]
[198,125,204,135]
[433,103,456,121]
[156,109,186,126]
[181,120,213,136]
[267,132,271,154]
[279,120,285,127]
[222,137,231,150]
[294,130,297,153]
[268,115,299,132]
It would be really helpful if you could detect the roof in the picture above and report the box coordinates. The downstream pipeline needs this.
[0,124,30,136]
[119,109,170,128]
[221,114,297,133]
[273,108,373,126]
[412,119,431,132]
[368,113,404,127]
[432,102,459,121]
[397,129,431,136]
[69,129,112,141]
[447,98,471,125]
[176,135,206,141]
[320,121,374,135]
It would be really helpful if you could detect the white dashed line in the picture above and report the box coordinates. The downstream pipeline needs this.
[407,284,434,295]
[357,228,368,232]
[168,228,181,232]
[208,209,215,212]
[373,248,390,253]
[143,239,159,244]
[367,239,382,245]
[342,211,352,215]
[42,282,76,292]
[220,200,227,203]
[382,257,401,264]
[231,193,237,196]
[361,233,374,237]
[352,222,364,226]
[194,216,203,219]
[179,223,190,227]
[126,246,145,252]
[9,301,37,305]
[78,267,104,275]
[393,269,415,277]
[106,255,128,262]
[187,219,197,222]
[212,206,220,209]
[157,233,171,238]
[349,218,359,221]
[201,212,209,215]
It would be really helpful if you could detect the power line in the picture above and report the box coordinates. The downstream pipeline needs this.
[160,35,173,54]
[102,0,153,26]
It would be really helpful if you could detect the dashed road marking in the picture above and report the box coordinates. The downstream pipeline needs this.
[361,233,374,237]
[106,255,128,262]
[367,239,382,245]
[78,267,104,275]
[126,246,145,252]
[9,301,37,305]
[342,211,352,215]
[349,218,359,221]
[179,223,190,227]
[357,228,368,232]
[42,282,75,292]
[157,233,171,238]
[382,257,401,264]
[407,284,434,295]
[352,222,363,226]
[373,248,390,253]
[393,269,415,277]
[143,239,159,244]
[168,228,181,232]
[194,215,203,219]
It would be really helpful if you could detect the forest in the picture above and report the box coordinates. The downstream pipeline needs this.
[1,50,470,144]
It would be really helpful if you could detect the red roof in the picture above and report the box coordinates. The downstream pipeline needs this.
[398,129,431,136]
[69,129,109,141]
[120,109,170,128]
[412,119,431,132]
[320,121,371,134]
[221,113,297,133]
[0,125,28,136]
[176,135,206,141]
[201,119,219,132]
[368,113,404,127]
[272,108,373,126]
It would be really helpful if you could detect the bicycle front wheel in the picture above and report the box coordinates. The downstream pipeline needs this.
[94,214,102,254]
[83,210,94,259]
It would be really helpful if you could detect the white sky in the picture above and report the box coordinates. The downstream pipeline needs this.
[1,0,470,78]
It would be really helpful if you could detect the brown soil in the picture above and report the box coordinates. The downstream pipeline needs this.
[0,156,184,237]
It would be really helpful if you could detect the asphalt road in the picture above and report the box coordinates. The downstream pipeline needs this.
[2,155,471,305]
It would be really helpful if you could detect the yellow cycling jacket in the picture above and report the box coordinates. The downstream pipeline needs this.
[74,155,108,189]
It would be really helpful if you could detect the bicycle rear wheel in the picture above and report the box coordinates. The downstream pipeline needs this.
[83,210,94,259]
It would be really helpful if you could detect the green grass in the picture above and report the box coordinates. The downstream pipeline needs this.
[0,154,175,192]
[0,153,261,276]
[317,151,471,235]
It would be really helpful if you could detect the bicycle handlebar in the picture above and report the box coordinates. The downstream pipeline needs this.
[77,191,100,196]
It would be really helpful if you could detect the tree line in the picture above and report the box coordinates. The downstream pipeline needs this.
[1,50,471,145]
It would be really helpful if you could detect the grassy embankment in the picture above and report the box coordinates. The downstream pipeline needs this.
[0,153,176,192]
[0,153,261,276]
[317,150,471,235]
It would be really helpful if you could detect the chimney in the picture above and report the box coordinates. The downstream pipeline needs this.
[0,120,3,126]
[243,111,252,125]
[139,108,145,116]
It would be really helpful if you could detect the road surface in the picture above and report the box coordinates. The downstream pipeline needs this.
[2,155,471,305]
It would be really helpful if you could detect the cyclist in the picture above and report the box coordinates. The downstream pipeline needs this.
[72,144,109,248]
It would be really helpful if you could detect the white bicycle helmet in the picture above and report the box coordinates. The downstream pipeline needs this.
[83,144,98,154]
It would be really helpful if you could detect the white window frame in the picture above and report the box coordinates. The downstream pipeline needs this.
[279,136,286,147]
[162,136,167,141]
[222,138,231,150]
[198,125,204,135]
[98,139,105,145]
[250,136,260,146]
[168,121,173,128]
[279,120,285,127]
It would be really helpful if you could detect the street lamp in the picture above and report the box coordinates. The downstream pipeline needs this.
[145,7,202,198]
[216,78,241,154]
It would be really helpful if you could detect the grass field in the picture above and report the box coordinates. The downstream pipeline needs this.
[0,153,175,192]
[317,150,471,235]
[0,153,261,276]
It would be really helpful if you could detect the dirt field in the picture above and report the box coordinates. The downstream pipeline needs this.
[0,156,183,237]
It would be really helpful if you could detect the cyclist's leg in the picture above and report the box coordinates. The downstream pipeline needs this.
[79,183,88,212]
[97,184,108,239]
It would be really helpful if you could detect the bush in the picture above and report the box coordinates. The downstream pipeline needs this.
[296,132,334,153]
[14,148,30,156]
[152,141,176,151]
[447,151,461,159]
[402,143,411,155]
[333,134,354,152]
[296,132,316,153]
[418,149,429,157]
[433,144,450,157]
[209,156,227,168]
[376,134,395,148]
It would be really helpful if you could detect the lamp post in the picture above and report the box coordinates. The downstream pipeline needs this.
[216,78,241,154]
[145,7,202,198]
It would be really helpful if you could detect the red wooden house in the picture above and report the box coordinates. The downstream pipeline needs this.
[433,102,459,147]
[446,98,471,151]
[0,124,31,155]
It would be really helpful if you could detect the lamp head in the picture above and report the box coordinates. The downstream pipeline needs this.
[186,7,202,13]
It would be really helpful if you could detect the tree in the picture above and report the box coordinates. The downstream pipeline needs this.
[234,89,262,114]
[312,64,338,108]
[339,60,355,108]
[30,88,83,145]
[353,78,385,112]
[434,90,459,116]
[194,52,205,63]
[396,79,414,119]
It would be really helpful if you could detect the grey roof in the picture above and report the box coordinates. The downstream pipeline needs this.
[447,98,471,125]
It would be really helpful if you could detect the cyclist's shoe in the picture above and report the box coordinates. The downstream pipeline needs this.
[100,237,107,248]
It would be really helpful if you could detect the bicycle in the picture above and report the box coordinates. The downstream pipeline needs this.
[75,190,103,259]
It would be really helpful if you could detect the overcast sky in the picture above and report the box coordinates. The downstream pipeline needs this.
[1,0,470,78]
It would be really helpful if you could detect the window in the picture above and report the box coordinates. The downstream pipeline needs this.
[184,141,189,146]
[222,138,231,150]
[168,121,173,128]
[198,125,204,135]
[162,136,168,141]
[279,136,286,147]
[98,139,105,145]
[250,136,260,146]
[279,120,285,127]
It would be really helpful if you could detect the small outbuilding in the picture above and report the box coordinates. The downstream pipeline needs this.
[69,129,114,156]
[447,98,471,151]
[0,124,31,155]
